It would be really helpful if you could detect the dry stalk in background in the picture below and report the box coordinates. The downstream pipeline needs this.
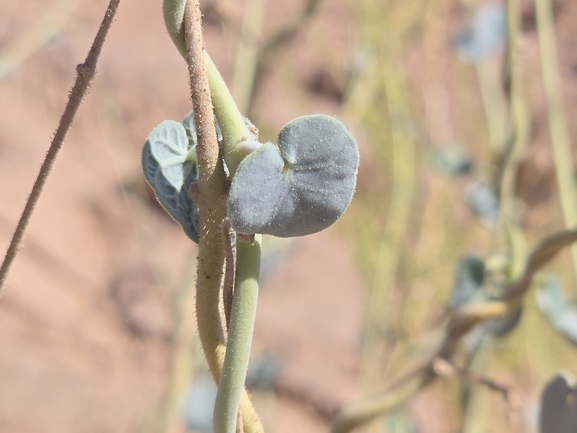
[0,0,122,299]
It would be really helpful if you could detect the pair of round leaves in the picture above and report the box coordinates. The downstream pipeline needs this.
[228,115,359,238]
[142,112,200,242]
[143,113,359,240]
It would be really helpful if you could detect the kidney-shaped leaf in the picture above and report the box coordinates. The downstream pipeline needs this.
[142,119,199,242]
[228,115,359,237]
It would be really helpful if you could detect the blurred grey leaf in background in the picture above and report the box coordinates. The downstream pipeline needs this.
[454,3,506,62]
[466,181,500,225]
[536,275,577,345]
[182,376,217,433]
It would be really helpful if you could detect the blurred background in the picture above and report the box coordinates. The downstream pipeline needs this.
[1,0,577,432]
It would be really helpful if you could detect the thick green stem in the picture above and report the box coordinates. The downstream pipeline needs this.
[163,0,254,175]
[176,1,264,432]
[204,52,253,174]
[214,236,262,433]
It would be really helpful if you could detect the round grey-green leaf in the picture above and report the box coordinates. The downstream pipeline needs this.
[142,120,199,242]
[228,114,359,237]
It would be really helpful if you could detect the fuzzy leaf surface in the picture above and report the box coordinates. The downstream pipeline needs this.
[142,119,199,242]
[228,115,359,237]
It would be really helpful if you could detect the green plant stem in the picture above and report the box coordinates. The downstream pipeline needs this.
[499,0,529,279]
[204,52,252,174]
[0,0,121,299]
[214,236,262,433]
[181,2,263,433]
[535,0,577,289]
[476,59,507,156]
[163,0,252,174]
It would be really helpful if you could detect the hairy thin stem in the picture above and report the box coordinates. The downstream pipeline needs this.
[214,236,262,433]
[183,0,227,410]
[231,0,267,114]
[0,0,121,300]
[180,2,263,432]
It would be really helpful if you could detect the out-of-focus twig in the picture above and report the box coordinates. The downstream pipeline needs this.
[433,358,517,408]
[535,0,577,291]
[247,0,324,115]
[333,227,577,433]
[151,253,198,433]
[231,0,267,114]
[0,0,122,300]
[0,0,80,79]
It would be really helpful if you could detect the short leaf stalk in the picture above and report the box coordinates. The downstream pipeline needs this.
[215,236,262,433]
[204,52,255,174]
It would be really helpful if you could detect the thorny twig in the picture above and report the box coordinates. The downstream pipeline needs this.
[0,0,122,300]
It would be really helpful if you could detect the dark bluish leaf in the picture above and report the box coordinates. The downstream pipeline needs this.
[539,373,577,433]
[430,144,473,177]
[449,254,486,309]
[142,119,199,242]
[246,355,280,389]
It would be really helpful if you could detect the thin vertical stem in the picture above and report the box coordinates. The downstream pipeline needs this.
[0,0,122,299]
[232,0,267,114]
[214,236,262,433]
[178,1,263,432]
[535,0,577,289]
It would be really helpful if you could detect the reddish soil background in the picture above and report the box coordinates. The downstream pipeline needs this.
[0,0,364,432]
[2,0,577,432]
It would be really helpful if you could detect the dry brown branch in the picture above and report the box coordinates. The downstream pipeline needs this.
[0,0,122,300]
[182,1,263,431]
